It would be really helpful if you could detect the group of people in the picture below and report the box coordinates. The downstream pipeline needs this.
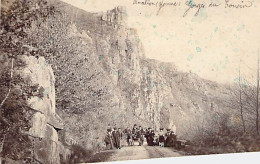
[124,124,145,146]
[104,124,178,150]
[104,127,123,149]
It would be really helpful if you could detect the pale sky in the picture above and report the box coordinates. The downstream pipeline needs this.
[60,0,260,84]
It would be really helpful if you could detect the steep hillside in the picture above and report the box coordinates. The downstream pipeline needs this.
[25,0,234,149]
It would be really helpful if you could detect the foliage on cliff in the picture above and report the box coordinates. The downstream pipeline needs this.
[0,0,56,162]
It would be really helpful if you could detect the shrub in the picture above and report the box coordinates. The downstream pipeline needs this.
[62,144,93,164]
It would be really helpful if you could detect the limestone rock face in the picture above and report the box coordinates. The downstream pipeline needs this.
[100,6,127,26]
[12,55,63,164]
[20,56,63,130]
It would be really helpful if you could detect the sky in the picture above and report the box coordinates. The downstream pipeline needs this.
[60,0,260,84]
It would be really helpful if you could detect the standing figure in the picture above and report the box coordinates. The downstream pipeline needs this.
[116,128,122,149]
[132,124,138,138]
[118,128,123,139]
[158,128,165,147]
[168,131,177,147]
[128,132,134,146]
[150,130,156,146]
[112,128,121,149]
[104,129,113,150]
[125,127,134,146]
[137,126,145,146]
[118,128,123,147]
[165,129,171,147]
[145,128,151,146]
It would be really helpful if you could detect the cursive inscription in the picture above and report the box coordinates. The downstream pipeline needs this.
[225,0,253,8]
[183,0,205,17]
[132,0,254,17]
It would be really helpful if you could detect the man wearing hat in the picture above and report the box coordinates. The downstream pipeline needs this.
[104,129,113,149]
[145,127,152,146]
[118,128,123,147]
[150,129,156,146]
[169,131,177,147]
[125,127,134,146]
[132,124,138,138]
[165,129,171,147]
[112,128,121,149]
[158,128,165,147]
[137,126,145,146]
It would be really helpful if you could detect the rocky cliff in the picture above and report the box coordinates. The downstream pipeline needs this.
[39,0,234,149]
[22,56,64,163]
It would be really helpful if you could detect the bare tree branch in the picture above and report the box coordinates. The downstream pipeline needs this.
[0,58,14,108]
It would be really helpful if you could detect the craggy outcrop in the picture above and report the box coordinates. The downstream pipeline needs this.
[0,55,64,163]
[21,56,63,163]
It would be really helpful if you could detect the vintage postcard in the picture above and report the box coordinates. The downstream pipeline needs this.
[0,0,260,163]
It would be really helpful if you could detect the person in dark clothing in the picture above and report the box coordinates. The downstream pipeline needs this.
[145,127,153,146]
[132,124,138,138]
[116,129,122,148]
[165,129,171,147]
[112,128,121,149]
[150,130,156,146]
[137,126,145,146]
[125,127,134,146]
[158,128,165,147]
[170,131,177,141]
[118,128,123,139]
[166,131,177,147]
[118,128,123,147]
[112,128,116,148]
[169,131,177,147]
[104,129,113,150]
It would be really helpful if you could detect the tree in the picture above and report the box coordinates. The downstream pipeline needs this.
[230,51,260,135]
[226,52,260,135]
[256,50,259,135]
[226,69,247,134]
[0,0,55,108]
[238,64,246,133]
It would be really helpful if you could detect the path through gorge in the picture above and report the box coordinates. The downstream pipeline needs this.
[85,141,185,163]
[108,145,184,161]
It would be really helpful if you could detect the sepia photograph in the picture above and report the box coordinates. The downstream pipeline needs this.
[0,0,260,163]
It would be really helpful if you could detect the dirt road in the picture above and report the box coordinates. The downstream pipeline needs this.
[85,141,186,163]
[107,143,185,162]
